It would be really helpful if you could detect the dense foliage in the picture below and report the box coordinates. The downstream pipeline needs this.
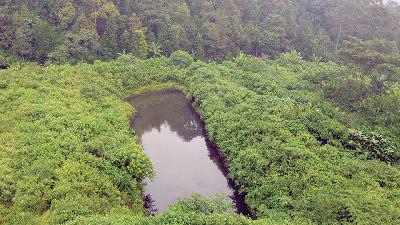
[0,0,400,64]
[0,62,153,224]
[185,54,400,224]
[1,50,399,224]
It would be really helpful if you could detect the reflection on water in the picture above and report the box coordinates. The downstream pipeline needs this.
[127,89,250,216]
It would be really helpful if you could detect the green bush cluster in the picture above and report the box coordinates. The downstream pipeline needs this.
[0,63,152,224]
[67,194,306,225]
[346,130,399,162]
[170,51,194,68]
[1,51,399,224]
[181,55,400,224]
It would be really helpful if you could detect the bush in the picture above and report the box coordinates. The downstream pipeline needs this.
[165,193,236,215]
[345,129,399,162]
[170,50,194,68]
[116,53,137,65]
[0,49,16,68]
[2,53,400,225]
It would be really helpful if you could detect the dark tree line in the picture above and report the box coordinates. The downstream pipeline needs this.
[0,0,399,64]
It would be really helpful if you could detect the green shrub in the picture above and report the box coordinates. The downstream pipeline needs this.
[1,54,399,225]
[170,50,194,68]
[345,129,399,162]
[165,193,236,215]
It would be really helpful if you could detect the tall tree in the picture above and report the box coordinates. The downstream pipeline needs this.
[131,29,148,59]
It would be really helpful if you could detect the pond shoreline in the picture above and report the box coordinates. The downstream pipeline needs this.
[126,88,253,218]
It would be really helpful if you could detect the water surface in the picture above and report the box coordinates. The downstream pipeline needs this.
[128,89,250,215]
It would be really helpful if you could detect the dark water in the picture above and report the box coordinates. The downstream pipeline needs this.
[0,65,9,70]
[127,89,250,216]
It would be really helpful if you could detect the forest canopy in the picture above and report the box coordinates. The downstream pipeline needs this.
[0,0,400,64]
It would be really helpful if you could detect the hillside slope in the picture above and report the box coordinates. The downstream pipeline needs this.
[1,52,399,224]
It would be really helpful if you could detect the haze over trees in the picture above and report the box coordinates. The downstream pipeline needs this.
[0,0,399,64]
